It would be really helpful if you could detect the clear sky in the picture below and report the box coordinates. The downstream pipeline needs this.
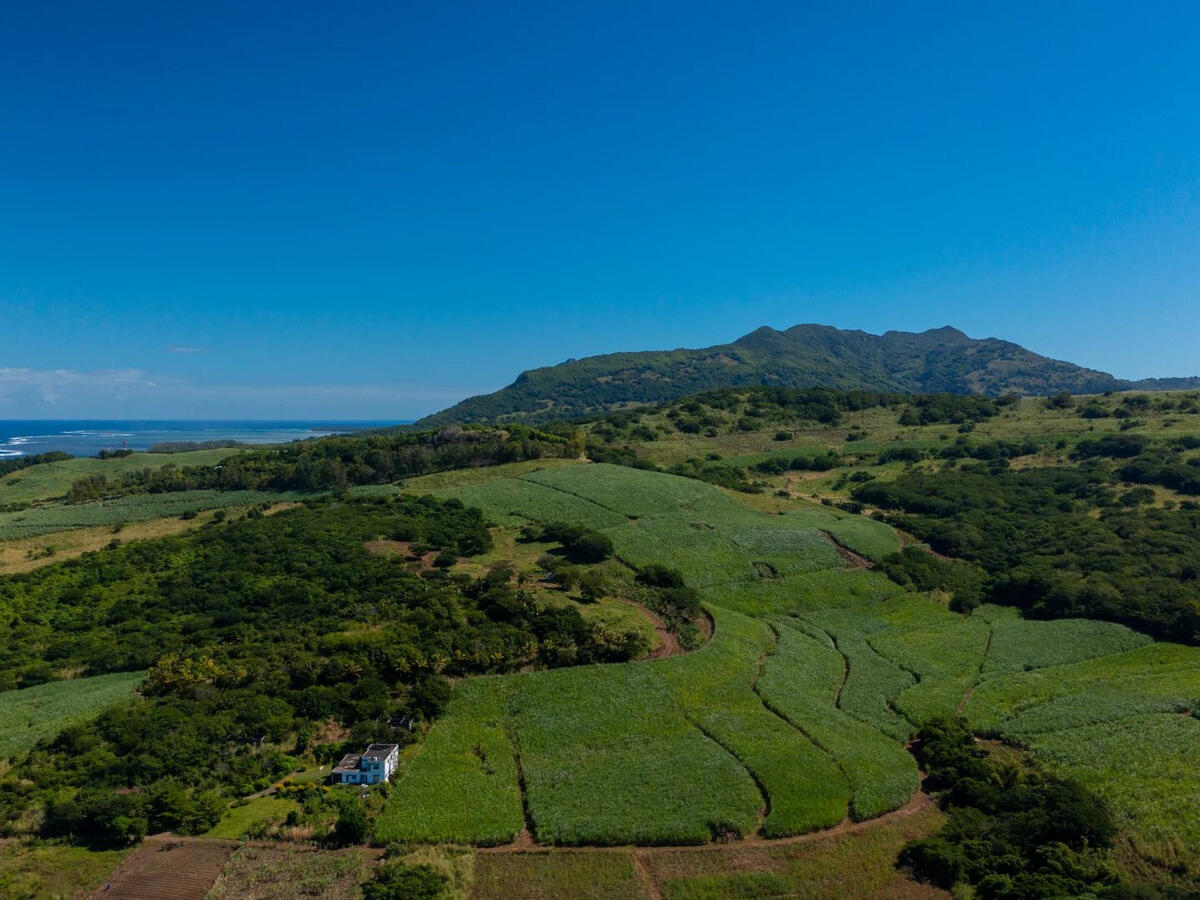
[2,1,1198,419]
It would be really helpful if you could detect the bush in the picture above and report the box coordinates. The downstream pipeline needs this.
[332,797,369,845]
[635,565,687,589]
[362,862,448,900]
[898,837,964,888]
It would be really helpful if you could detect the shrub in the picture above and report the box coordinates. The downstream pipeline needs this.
[362,862,448,900]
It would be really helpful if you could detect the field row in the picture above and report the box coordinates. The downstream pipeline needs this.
[0,490,303,541]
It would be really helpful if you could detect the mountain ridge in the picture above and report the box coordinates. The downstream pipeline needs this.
[418,324,1199,426]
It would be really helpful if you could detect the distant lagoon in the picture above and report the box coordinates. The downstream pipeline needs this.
[0,420,408,459]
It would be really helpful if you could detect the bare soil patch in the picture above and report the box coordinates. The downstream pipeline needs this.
[364,540,461,571]
[825,534,874,569]
[635,604,683,659]
[91,836,236,900]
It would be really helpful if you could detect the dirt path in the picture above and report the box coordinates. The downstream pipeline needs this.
[634,603,684,659]
[631,851,665,900]
[824,533,874,569]
[480,788,935,855]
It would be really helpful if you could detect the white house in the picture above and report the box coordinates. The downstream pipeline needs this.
[330,743,400,785]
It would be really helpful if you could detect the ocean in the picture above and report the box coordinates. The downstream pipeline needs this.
[0,420,405,459]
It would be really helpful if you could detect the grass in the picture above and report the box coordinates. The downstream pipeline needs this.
[427,478,627,528]
[0,672,144,759]
[649,804,948,900]
[0,839,130,899]
[522,464,746,520]
[658,608,849,837]
[207,845,369,899]
[401,457,583,492]
[366,460,1200,867]
[870,617,991,723]
[470,851,647,900]
[820,515,901,562]
[825,631,915,742]
[206,795,299,839]
[964,642,1200,733]
[545,595,661,651]
[702,570,902,616]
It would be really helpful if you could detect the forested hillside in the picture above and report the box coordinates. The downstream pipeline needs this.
[416,324,1200,425]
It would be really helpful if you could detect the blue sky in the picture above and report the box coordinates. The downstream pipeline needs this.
[2,1,1198,419]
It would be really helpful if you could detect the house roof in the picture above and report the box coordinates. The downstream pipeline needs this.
[331,753,362,774]
[362,743,399,760]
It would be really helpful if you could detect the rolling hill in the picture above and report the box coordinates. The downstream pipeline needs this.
[417,324,1200,426]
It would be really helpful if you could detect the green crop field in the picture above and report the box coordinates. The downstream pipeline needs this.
[981,617,1152,676]
[0,448,242,506]
[757,623,919,820]
[428,477,627,528]
[376,678,525,846]
[0,839,130,899]
[0,672,145,758]
[1028,714,1200,855]
[0,490,302,541]
[365,461,1200,876]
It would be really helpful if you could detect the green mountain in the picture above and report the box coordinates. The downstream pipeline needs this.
[418,324,1199,426]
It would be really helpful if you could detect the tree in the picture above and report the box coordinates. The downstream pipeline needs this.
[578,571,608,602]
[569,531,613,563]
[362,862,448,900]
[332,797,368,845]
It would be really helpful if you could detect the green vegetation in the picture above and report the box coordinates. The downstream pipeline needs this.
[855,465,1200,643]
[0,448,238,507]
[1027,714,1200,863]
[206,795,299,839]
[757,622,919,820]
[0,671,144,758]
[900,717,1125,898]
[3,384,1200,895]
[509,660,761,845]
[376,678,524,845]
[0,489,300,541]
[416,323,1177,426]
[62,424,580,500]
[208,845,370,899]
[981,617,1152,677]
[471,851,647,900]
[428,477,625,529]
[0,839,129,898]
[658,608,849,837]
[0,495,645,845]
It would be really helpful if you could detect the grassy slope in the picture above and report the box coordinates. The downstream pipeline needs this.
[0,840,130,899]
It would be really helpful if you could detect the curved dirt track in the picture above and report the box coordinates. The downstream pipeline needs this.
[479,787,935,854]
